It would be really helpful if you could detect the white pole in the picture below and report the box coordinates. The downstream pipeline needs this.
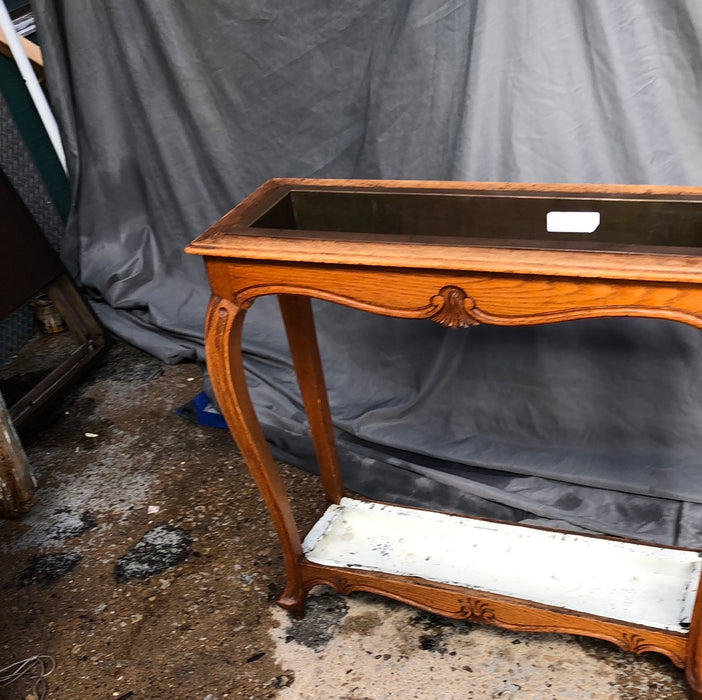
[0,2,67,174]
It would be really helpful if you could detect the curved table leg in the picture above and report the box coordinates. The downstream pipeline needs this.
[205,295,307,618]
[278,294,343,504]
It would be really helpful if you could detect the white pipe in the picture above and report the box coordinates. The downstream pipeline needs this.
[0,2,67,174]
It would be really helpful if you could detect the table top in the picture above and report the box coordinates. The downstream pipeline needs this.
[186,179,702,283]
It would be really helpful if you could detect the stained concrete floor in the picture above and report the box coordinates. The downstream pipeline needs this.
[0,334,692,699]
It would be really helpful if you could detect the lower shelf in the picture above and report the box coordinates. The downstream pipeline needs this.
[302,498,701,633]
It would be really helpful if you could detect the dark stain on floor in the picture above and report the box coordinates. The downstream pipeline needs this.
[419,632,448,654]
[284,592,349,651]
[577,636,688,699]
[18,551,82,587]
[114,524,191,581]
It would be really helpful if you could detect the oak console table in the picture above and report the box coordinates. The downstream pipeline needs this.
[187,178,702,696]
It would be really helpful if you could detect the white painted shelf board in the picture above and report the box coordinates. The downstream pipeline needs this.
[302,498,702,632]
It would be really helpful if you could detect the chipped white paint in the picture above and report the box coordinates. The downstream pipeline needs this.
[303,498,701,632]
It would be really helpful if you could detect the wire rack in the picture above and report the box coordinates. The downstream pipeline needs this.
[0,85,65,368]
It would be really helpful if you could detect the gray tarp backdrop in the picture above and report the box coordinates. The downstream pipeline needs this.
[33,1,702,545]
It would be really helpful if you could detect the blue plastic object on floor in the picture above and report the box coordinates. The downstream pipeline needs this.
[175,391,227,429]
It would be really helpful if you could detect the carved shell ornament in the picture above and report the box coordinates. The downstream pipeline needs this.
[429,286,479,329]
[457,597,496,622]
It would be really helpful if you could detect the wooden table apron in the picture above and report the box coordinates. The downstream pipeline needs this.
[189,179,702,696]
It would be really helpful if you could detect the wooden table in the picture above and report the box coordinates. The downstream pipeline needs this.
[187,178,702,696]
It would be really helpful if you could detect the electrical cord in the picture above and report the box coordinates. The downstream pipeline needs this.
[0,654,55,699]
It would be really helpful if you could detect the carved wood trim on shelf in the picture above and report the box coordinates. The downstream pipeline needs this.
[456,597,497,623]
[619,632,672,657]
[298,563,688,668]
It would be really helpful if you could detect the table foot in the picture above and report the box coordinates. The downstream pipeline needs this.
[276,586,309,620]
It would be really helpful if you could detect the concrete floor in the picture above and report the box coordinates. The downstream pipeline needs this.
[0,334,692,699]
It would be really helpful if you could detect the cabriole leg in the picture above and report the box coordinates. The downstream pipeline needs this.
[278,294,343,504]
[205,295,308,614]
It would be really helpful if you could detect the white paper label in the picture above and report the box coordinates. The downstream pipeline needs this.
[546,211,600,233]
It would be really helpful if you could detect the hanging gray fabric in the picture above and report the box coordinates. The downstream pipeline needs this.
[33,0,702,545]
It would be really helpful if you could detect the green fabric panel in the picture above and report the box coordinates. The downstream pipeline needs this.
[0,52,69,221]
